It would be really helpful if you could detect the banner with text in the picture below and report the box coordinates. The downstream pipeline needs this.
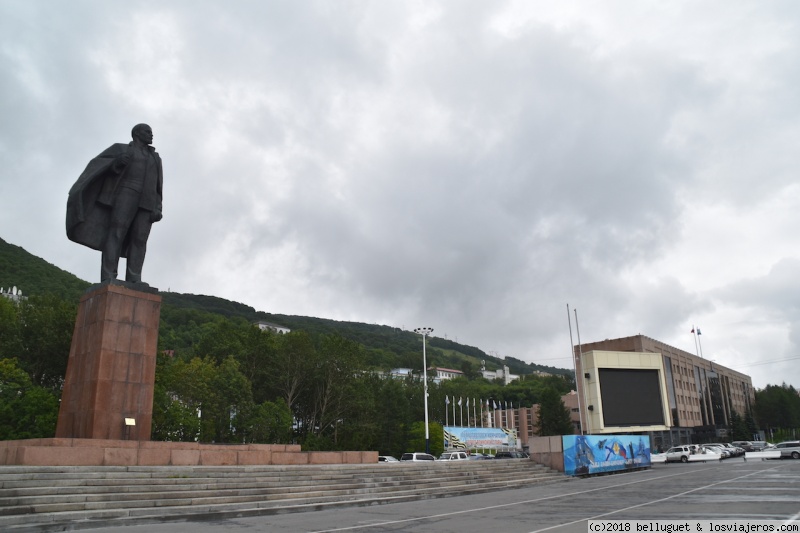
[444,427,517,450]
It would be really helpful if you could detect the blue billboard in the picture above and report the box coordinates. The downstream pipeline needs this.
[562,434,652,476]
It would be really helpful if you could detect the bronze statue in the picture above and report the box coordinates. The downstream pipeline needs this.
[66,124,163,284]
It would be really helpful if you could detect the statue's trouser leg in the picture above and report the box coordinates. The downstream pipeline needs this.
[101,188,140,282]
[125,210,153,283]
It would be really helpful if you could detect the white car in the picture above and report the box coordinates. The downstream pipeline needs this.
[439,451,469,461]
[774,441,800,459]
[663,446,693,463]
[702,445,729,458]
[399,452,435,462]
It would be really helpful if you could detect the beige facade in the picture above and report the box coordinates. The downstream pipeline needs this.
[575,335,755,438]
[494,335,755,449]
[579,350,672,434]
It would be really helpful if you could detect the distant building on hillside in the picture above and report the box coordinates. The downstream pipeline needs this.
[387,368,414,379]
[380,367,463,385]
[1,286,27,303]
[429,367,464,381]
[480,362,519,385]
[254,321,291,334]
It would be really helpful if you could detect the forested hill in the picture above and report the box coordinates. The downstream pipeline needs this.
[1,236,569,377]
[0,237,90,301]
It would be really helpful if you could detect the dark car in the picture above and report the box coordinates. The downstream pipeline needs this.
[494,451,528,459]
[731,441,754,452]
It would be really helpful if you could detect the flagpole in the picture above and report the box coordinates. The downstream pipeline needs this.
[459,398,463,427]
[692,325,700,358]
[568,303,586,435]
[445,396,449,427]
[697,328,704,358]
[574,307,588,434]
[473,398,477,429]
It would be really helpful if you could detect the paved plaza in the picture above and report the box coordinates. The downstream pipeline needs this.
[83,458,800,533]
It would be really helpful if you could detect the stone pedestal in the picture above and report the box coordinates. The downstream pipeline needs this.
[56,283,161,441]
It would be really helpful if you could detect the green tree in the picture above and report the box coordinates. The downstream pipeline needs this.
[236,400,293,444]
[0,298,22,359]
[269,331,315,412]
[152,355,255,443]
[744,407,759,439]
[0,294,76,392]
[729,410,750,441]
[407,421,444,456]
[309,335,364,438]
[0,358,59,440]
[535,388,573,436]
[755,383,800,431]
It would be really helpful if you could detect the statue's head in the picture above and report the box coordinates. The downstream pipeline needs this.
[131,124,153,145]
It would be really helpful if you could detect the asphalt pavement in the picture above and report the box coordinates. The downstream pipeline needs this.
[85,457,800,533]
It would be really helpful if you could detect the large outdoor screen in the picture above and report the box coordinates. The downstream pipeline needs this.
[598,368,665,426]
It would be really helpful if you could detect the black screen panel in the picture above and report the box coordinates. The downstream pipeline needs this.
[598,368,665,426]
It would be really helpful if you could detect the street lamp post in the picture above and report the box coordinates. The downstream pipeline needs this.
[414,327,434,454]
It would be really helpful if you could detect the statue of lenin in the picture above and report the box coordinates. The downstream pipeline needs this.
[66,124,163,284]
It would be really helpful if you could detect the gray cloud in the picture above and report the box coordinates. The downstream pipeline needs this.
[2,1,799,388]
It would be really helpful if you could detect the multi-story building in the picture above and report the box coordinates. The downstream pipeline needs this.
[574,335,755,449]
[490,335,755,452]
[488,391,581,451]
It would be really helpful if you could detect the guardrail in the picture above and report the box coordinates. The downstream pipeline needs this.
[744,450,781,460]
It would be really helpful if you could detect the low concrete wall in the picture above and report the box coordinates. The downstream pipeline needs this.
[0,438,378,466]
[528,436,564,472]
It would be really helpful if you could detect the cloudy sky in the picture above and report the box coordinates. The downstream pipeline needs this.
[2,1,799,389]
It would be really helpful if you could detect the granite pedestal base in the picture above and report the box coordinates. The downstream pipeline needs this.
[56,283,160,441]
[0,439,378,466]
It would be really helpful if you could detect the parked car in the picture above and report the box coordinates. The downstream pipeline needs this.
[663,445,693,463]
[773,441,800,459]
[399,452,435,462]
[697,446,724,459]
[731,441,754,452]
[468,453,490,460]
[494,451,528,459]
[378,455,399,462]
[750,441,771,451]
[439,451,469,461]
[707,443,743,457]
[729,444,746,456]
[703,444,730,458]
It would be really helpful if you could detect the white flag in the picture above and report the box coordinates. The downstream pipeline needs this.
[458,397,462,406]
[445,395,450,405]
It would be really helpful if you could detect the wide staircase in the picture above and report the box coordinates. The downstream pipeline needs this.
[0,459,566,531]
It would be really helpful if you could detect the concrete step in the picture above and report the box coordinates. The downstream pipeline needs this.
[0,460,567,531]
